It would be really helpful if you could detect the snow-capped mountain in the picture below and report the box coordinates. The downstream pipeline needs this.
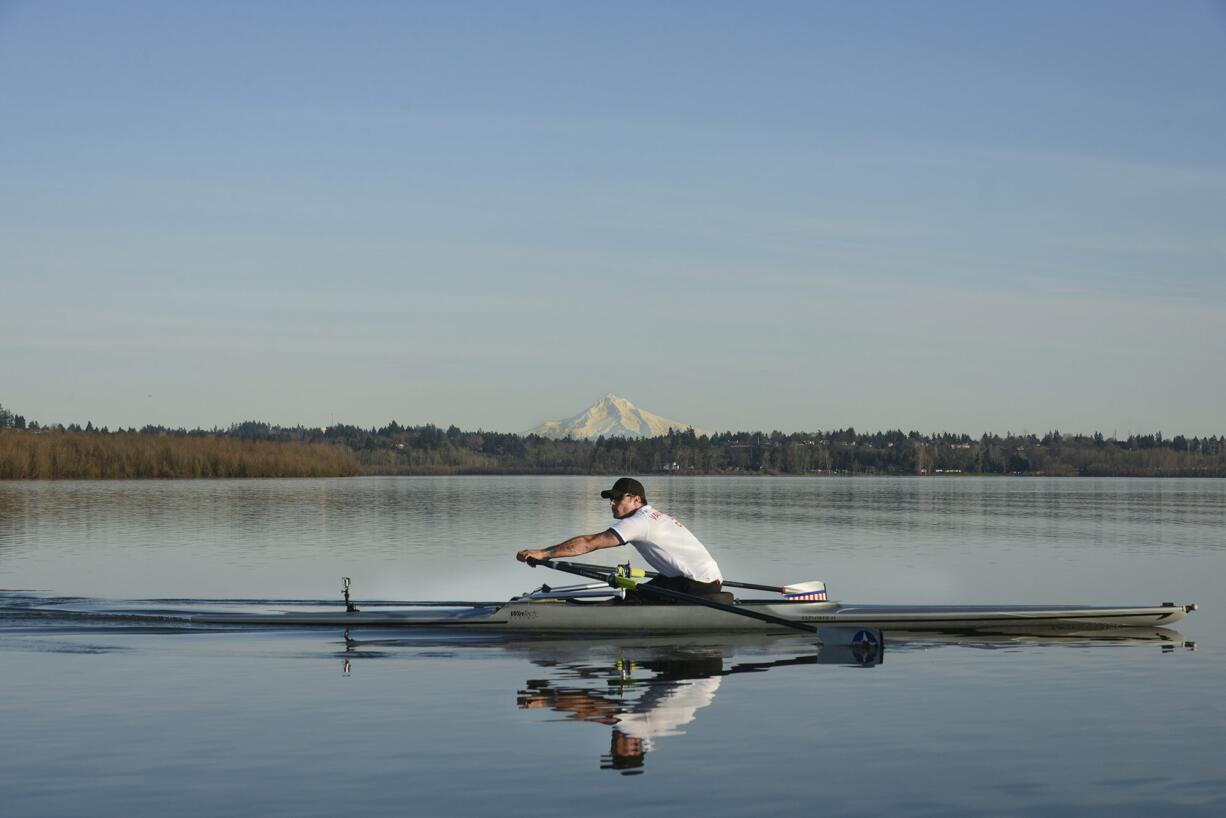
[526,394,705,440]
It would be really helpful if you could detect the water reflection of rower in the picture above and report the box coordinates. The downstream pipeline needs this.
[605,654,723,773]
[518,649,815,775]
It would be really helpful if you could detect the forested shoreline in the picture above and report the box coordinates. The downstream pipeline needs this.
[2,406,1223,478]
[0,429,360,479]
[327,423,1226,477]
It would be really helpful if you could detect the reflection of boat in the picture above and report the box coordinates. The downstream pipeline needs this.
[885,626,1195,647]
[328,627,1194,664]
[498,624,1191,776]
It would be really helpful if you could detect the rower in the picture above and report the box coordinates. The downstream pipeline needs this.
[516,477,731,605]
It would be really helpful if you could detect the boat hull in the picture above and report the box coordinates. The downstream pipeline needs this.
[186,598,1193,633]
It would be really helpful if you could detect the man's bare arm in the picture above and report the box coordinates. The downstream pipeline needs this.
[516,530,621,563]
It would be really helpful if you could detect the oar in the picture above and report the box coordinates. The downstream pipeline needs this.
[562,561,825,596]
[526,558,879,649]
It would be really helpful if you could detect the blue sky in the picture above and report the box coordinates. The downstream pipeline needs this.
[3,1,1224,435]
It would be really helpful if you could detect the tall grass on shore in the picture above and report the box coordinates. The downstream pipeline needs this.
[0,430,360,479]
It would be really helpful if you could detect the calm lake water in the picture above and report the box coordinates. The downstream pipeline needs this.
[1,476,1222,817]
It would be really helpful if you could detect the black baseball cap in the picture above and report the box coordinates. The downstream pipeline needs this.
[600,477,646,501]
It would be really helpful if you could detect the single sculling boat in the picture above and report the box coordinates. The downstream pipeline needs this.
[182,560,1197,635]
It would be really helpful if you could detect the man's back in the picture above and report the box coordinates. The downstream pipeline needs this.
[608,504,722,583]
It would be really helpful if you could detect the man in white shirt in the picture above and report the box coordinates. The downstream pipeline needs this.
[515,477,725,600]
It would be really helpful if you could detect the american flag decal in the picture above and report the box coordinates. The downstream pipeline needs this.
[784,590,827,601]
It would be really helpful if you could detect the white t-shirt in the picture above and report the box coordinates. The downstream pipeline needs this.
[607,504,722,583]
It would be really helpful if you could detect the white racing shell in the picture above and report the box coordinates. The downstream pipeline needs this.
[185,598,1197,632]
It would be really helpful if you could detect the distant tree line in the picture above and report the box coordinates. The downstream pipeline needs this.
[229,419,1226,477]
[2,403,1223,478]
[345,425,1225,477]
[0,406,359,478]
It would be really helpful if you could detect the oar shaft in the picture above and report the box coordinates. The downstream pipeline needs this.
[530,558,816,635]
[627,583,816,633]
[564,561,785,593]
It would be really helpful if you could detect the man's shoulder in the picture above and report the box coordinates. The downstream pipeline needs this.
[634,505,669,523]
[610,505,653,534]
[614,505,650,523]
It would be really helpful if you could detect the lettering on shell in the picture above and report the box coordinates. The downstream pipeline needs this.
[509,610,538,619]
